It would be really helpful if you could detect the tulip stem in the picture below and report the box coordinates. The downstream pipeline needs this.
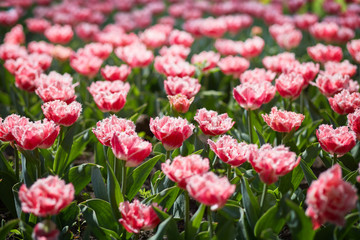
[260,184,267,214]
[300,91,304,114]
[121,161,127,197]
[247,110,253,144]
[207,206,213,239]
[333,154,337,166]
[14,147,19,181]
[184,191,190,239]
[227,165,232,180]
[166,151,171,161]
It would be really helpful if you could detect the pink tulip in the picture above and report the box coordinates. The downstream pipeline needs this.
[168,29,194,47]
[25,18,51,33]
[115,43,154,68]
[42,100,82,127]
[208,135,258,167]
[223,14,253,34]
[75,22,100,41]
[0,43,27,61]
[240,68,276,84]
[313,72,349,97]
[164,76,201,99]
[214,39,238,56]
[348,108,360,140]
[44,24,73,44]
[249,144,300,185]
[4,24,25,45]
[294,13,318,30]
[262,107,305,133]
[328,90,360,115]
[32,220,60,240]
[168,94,194,113]
[347,39,360,63]
[70,52,103,78]
[161,154,209,189]
[237,36,264,58]
[150,116,195,151]
[233,82,276,110]
[194,108,234,136]
[154,55,195,77]
[88,80,130,113]
[111,132,152,167]
[159,45,191,59]
[14,63,42,92]
[262,52,297,73]
[82,43,113,60]
[119,200,160,234]
[28,41,54,55]
[191,51,220,72]
[140,28,167,49]
[12,119,60,150]
[282,62,320,86]
[316,124,356,156]
[307,44,343,63]
[324,60,357,77]
[306,164,358,229]
[186,172,235,211]
[19,176,74,217]
[218,56,250,78]
[275,73,305,100]
[35,71,78,103]
[309,22,339,42]
[0,114,29,142]
[101,65,131,82]
[93,115,136,147]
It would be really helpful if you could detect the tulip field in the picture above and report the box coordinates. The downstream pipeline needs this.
[2,0,360,239]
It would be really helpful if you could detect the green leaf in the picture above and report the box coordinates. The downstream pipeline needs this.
[254,128,266,146]
[241,177,260,228]
[0,219,19,240]
[126,155,163,200]
[215,218,236,240]
[106,161,123,220]
[150,207,181,240]
[254,205,286,238]
[68,128,93,164]
[283,199,315,240]
[56,202,80,229]
[68,163,103,195]
[91,167,108,201]
[0,171,18,217]
[299,160,317,186]
[188,204,206,239]
[53,126,76,177]
[80,199,119,232]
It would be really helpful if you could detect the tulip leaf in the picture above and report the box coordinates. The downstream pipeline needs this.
[299,160,317,186]
[283,199,315,240]
[254,204,286,238]
[68,163,103,195]
[0,219,20,240]
[68,128,93,164]
[91,167,108,201]
[53,125,76,177]
[80,199,119,233]
[188,204,206,239]
[150,207,181,240]
[106,161,123,220]
[0,171,17,217]
[241,177,260,229]
[126,154,164,200]
[56,202,80,230]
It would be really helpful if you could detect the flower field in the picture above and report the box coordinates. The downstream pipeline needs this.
[1,0,360,239]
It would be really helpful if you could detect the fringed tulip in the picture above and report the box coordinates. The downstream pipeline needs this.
[194,108,234,136]
[42,100,82,126]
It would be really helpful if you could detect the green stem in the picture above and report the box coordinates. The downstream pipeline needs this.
[185,191,190,240]
[227,165,232,180]
[114,159,122,187]
[247,110,253,144]
[34,149,41,179]
[300,91,304,114]
[333,154,337,166]
[166,151,171,161]
[208,206,213,239]
[121,161,127,197]
[260,184,267,213]
[57,126,63,150]
[14,147,19,181]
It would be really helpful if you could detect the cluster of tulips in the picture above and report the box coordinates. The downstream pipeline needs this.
[1,0,360,239]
